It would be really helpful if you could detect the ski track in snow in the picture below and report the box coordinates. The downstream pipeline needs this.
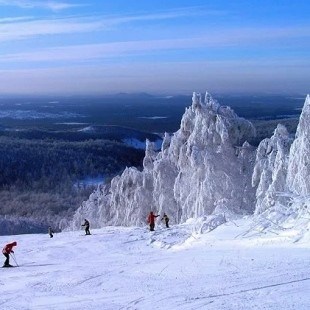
[0,220,309,310]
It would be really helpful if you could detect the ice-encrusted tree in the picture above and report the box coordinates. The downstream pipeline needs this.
[287,95,310,195]
[252,124,292,214]
[251,95,310,237]
[70,92,257,229]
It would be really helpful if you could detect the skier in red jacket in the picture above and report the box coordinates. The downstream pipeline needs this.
[147,211,160,231]
[2,241,17,267]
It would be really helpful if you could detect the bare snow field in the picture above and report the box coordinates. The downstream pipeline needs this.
[0,219,309,310]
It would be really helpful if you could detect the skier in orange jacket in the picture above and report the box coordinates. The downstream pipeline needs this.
[2,241,17,267]
[147,211,159,231]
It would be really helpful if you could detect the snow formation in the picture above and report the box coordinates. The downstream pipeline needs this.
[71,92,256,228]
[251,94,310,236]
[287,95,310,195]
[252,124,292,215]
[71,92,310,234]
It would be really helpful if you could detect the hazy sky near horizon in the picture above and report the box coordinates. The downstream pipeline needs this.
[0,0,309,95]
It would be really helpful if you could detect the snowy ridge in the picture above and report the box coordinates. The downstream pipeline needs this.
[71,92,257,229]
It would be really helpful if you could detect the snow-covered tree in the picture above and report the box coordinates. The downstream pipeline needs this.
[252,124,292,214]
[251,95,310,235]
[287,95,310,195]
[70,92,257,228]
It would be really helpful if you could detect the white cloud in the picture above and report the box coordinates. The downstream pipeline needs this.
[0,16,34,23]
[0,0,82,11]
[0,17,102,41]
[1,25,309,63]
[105,7,227,25]
[0,7,229,42]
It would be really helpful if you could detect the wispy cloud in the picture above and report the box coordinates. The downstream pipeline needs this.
[104,7,227,25]
[0,5,308,44]
[0,0,83,11]
[0,16,34,23]
[0,6,230,42]
[0,8,226,42]
[0,17,102,41]
[1,25,309,63]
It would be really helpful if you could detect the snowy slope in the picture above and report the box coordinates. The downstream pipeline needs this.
[0,220,309,310]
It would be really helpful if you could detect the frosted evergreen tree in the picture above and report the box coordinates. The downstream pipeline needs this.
[71,92,257,228]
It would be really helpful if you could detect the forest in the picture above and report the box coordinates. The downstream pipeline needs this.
[0,136,144,234]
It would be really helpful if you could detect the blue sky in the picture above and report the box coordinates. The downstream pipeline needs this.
[0,0,309,95]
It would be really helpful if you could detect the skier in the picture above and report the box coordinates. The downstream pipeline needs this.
[161,213,170,228]
[2,241,17,267]
[82,219,91,235]
[48,226,54,238]
[147,211,159,231]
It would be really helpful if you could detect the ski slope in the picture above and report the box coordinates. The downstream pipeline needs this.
[0,219,309,310]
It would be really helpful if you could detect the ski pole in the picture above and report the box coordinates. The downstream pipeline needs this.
[11,253,19,266]
[10,253,19,267]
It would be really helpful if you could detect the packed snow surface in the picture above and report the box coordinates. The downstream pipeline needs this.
[1,219,309,310]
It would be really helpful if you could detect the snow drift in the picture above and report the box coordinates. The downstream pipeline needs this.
[71,92,310,234]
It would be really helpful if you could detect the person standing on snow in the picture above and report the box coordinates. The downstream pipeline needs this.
[161,213,170,228]
[2,241,17,267]
[82,219,91,235]
[147,211,160,231]
[48,226,54,238]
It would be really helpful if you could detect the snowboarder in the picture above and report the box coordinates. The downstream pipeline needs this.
[48,226,54,238]
[161,213,170,228]
[147,211,160,231]
[82,219,91,235]
[2,241,17,267]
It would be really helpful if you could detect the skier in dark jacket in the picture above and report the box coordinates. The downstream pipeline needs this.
[82,219,91,235]
[2,241,17,267]
[147,211,159,231]
[161,213,170,228]
[48,226,54,238]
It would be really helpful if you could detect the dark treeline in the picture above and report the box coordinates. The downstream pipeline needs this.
[0,137,143,189]
[0,126,161,145]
